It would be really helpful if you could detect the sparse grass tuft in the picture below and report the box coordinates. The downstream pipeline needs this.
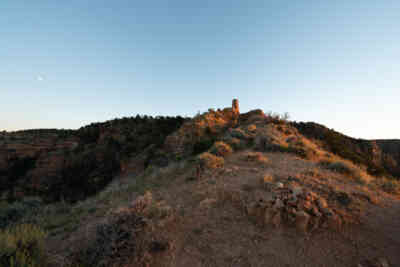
[243,152,269,164]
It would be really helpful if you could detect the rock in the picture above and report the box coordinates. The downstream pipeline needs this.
[311,206,322,217]
[317,197,328,209]
[320,207,333,217]
[360,257,390,267]
[271,212,281,228]
[273,198,284,210]
[295,210,310,233]
[291,187,303,197]
[376,257,390,267]
[246,203,258,217]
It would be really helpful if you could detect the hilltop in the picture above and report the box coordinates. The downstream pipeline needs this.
[0,100,399,267]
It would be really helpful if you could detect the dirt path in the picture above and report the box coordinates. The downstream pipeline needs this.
[358,198,400,265]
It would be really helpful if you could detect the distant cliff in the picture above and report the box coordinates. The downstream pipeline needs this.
[292,122,400,178]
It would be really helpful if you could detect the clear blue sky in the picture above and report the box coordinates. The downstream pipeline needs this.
[1,1,399,139]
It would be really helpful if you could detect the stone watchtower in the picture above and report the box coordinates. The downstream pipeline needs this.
[232,99,239,114]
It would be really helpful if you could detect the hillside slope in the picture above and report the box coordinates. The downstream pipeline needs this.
[292,122,400,178]
[0,100,399,267]
[0,116,186,202]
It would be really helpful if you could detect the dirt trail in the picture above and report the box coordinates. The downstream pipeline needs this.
[359,198,400,265]
[160,152,400,267]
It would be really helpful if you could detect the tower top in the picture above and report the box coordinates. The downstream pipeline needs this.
[232,99,239,114]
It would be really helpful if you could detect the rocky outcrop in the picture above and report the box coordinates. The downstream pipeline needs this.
[247,184,343,233]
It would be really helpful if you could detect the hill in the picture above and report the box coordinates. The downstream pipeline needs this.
[0,100,399,267]
[0,115,186,202]
[292,122,400,178]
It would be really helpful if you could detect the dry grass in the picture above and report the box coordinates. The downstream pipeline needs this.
[0,224,48,267]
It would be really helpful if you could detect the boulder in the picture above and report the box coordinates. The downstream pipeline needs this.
[271,212,282,228]
[295,210,310,233]
[317,197,328,209]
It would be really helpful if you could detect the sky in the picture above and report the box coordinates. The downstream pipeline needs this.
[1,1,399,139]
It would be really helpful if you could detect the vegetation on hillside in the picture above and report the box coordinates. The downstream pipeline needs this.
[0,115,187,203]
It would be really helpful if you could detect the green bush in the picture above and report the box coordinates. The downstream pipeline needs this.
[0,224,47,267]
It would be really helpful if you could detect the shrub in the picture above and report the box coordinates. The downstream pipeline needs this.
[197,152,224,170]
[318,160,368,183]
[319,160,354,175]
[0,224,47,267]
[192,138,215,155]
[230,128,247,139]
[210,141,233,157]
[224,137,245,151]
[72,194,171,267]
[265,111,290,124]
[0,198,42,229]
[262,143,312,159]
[243,152,269,164]
[72,211,148,267]
[381,179,400,194]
